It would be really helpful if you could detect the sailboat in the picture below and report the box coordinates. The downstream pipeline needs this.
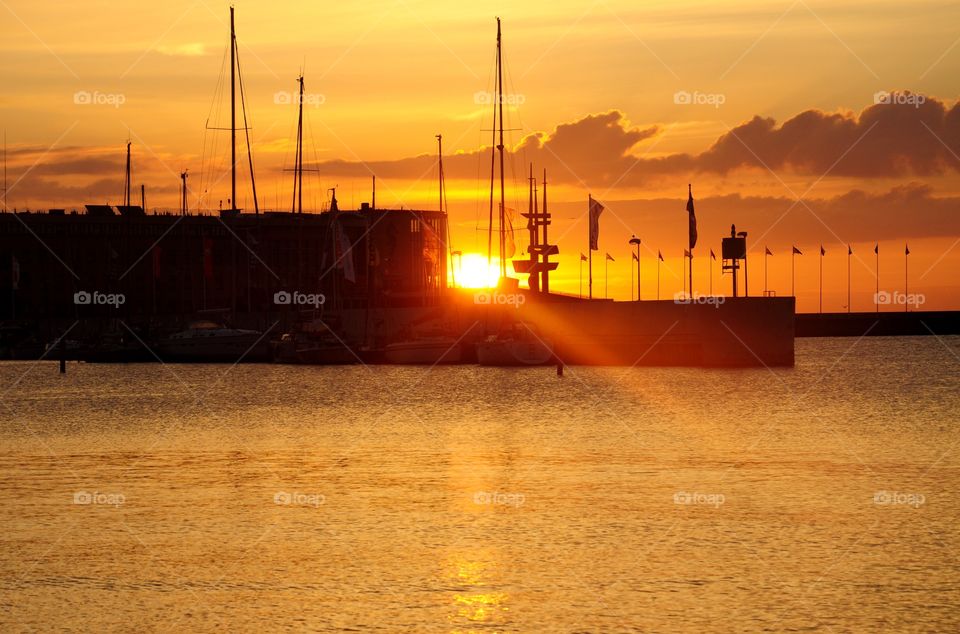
[475,19,554,367]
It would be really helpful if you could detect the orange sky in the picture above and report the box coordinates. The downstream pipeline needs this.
[1,0,958,310]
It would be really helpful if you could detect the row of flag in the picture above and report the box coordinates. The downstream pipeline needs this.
[764,244,910,256]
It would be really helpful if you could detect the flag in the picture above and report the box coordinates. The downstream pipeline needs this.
[152,245,161,280]
[683,249,691,258]
[605,253,615,262]
[11,255,19,291]
[848,245,852,255]
[792,246,802,255]
[905,244,910,255]
[336,222,356,283]
[710,249,716,261]
[686,184,697,249]
[874,243,879,255]
[658,250,664,262]
[765,246,773,256]
[580,253,587,262]
[820,245,825,256]
[632,252,639,262]
[588,196,604,251]
[202,238,213,280]
[504,206,516,258]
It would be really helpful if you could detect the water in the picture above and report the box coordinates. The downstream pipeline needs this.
[1,337,958,632]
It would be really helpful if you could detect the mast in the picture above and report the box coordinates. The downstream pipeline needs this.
[496,17,506,280]
[124,141,131,207]
[230,6,236,211]
[292,74,304,213]
[486,23,497,272]
[437,134,444,213]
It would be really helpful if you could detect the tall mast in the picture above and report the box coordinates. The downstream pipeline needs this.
[230,6,236,211]
[486,22,497,271]
[292,74,304,213]
[496,17,506,280]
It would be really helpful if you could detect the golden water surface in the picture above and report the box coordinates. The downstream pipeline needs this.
[1,337,958,632]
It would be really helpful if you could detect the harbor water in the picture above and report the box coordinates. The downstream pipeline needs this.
[1,336,958,631]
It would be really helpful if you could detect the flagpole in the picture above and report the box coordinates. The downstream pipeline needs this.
[847,246,851,313]
[657,255,660,300]
[630,256,634,301]
[875,243,879,313]
[709,253,713,296]
[764,249,768,296]
[579,257,583,299]
[791,249,795,297]
[588,196,593,300]
[689,251,693,298]
[819,247,823,314]
[905,245,909,313]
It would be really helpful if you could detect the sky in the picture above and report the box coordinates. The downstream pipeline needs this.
[1,0,959,310]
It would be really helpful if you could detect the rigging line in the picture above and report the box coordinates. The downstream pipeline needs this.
[202,38,229,212]
[235,43,260,213]
[474,46,498,247]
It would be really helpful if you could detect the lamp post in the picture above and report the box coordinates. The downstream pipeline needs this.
[629,236,641,301]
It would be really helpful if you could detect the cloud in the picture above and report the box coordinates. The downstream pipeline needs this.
[698,94,960,177]
[305,94,960,186]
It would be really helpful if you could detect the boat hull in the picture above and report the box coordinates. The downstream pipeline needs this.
[383,341,461,365]
[157,334,269,362]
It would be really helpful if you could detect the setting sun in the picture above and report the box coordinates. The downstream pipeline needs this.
[454,253,501,289]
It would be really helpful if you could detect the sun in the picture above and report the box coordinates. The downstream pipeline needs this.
[454,253,500,289]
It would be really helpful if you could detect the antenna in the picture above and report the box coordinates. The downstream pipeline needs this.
[124,140,132,207]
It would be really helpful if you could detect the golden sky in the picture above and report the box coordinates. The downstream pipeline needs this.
[1,0,959,309]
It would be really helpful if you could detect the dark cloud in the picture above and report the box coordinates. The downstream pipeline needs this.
[700,95,960,177]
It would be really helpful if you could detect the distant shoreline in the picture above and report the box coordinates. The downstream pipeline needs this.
[795,310,960,337]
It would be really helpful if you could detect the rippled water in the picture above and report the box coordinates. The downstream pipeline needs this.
[1,337,959,632]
